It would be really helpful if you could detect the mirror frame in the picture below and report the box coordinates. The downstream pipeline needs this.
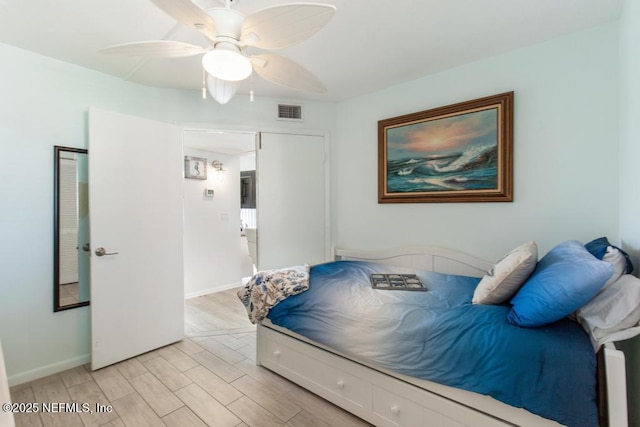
[54,145,90,312]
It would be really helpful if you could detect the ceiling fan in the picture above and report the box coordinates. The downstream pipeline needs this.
[100,0,336,103]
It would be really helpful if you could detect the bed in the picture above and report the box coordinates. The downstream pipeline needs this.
[248,243,633,427]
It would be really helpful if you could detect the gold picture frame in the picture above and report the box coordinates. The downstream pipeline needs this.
[378,92,513,203]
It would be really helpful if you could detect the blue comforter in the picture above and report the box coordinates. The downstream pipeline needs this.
[267,261,597,427]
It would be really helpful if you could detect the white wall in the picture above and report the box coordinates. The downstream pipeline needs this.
[333,23,620,261]
[183,149,244,298]
[239,152,256,171]
[0,41,335,384]
[618,1,640,425]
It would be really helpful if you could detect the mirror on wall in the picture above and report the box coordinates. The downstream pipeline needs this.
[54,146,90,312]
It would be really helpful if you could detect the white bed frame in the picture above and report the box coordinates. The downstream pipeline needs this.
[256,246,629,427]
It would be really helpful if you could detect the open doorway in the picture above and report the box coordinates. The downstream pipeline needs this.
[182,128,329,298]
[182,129,256,298]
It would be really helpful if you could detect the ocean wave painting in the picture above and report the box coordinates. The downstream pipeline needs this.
[386,109,498,193]
[378,92,513,203]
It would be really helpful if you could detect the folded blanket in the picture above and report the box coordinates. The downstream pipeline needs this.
[237,264,310,324]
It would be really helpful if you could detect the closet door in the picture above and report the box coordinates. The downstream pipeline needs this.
[256,132,328,270]
[88,108,184,370]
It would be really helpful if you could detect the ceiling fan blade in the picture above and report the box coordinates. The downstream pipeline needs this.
[99,41,209,58]
[241,3,336,50]
[150,0,217,40]
[251,53,327,93]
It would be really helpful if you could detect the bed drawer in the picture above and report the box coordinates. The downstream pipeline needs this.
[373,384,481,427]
[258,326,515,427]
[260,334,372,413]
[373,385,423,427]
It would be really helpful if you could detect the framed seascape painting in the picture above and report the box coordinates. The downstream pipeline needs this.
[378,92,513,203]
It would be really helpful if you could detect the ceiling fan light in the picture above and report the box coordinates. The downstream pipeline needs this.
[202,50,252,82]
[207,75,240,104]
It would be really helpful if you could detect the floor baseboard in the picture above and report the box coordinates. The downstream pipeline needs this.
[8,353,90,387]
[184,282,243,300]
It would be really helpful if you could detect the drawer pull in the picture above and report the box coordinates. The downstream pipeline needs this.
[390,405,400,415]
[336,380,345,389]
[273,350,281,358]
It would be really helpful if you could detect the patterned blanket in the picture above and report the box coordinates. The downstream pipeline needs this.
[237,265,310,324]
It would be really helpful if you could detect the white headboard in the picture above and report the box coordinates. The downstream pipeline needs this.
[334,246,493,278]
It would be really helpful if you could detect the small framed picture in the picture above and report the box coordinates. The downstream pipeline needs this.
[184,156,207,180]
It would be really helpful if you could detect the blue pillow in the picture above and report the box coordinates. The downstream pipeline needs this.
[507,240,614,328]
[585,236,634,274]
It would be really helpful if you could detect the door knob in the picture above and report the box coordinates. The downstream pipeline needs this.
[95,247,119,257]
[82,243,91,252]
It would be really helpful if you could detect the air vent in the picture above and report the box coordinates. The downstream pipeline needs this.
[277,104,303,121]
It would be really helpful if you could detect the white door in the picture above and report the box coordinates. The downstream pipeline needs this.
[88,108,184,370]
[256,132,328,270]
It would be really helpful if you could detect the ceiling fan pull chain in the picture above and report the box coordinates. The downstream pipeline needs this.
[202,67,207,100]
[250,74,254,102]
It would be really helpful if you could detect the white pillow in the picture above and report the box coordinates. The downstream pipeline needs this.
[472,241,538,305]
[601,246,627,289]
[577,274,640,350]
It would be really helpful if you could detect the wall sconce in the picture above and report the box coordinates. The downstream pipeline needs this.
[211,160,226,186]
[211,160,225,172]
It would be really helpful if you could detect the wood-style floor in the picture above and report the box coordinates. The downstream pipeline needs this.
[10,288,371,427]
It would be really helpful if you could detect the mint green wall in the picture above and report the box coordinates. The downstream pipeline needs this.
[0,42,335,384]
[333,23,620,261]
[619,1,640,425]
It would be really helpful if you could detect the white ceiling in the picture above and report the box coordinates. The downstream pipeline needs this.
[0,0,624,103]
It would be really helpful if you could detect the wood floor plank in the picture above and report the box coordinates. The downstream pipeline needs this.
[135,347,164,363]
[286,410,333,427]
[197,337,247,364]
[212,334,247,351]
[158,345,200,372]
[173,338,206,355]
[66,380,120,427]
[174,383,241,427]
[99,418,126,427]
[141,356,193,392]
[191,350,244,383]
[115,357,149,380]
[233,359,300,396]
[235,341,257,361]
[110,393,165,427]
[227,396,286,427]
[128,372,184,417]
[227,326,257,335]
[234,333,258,347]
[162,406,208,427]
[183,365,243,406]
[31,375,84,427]
[59,365,93,389]
[11,386,43,427]
[90,365,134,401]
[231,374,302,422]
